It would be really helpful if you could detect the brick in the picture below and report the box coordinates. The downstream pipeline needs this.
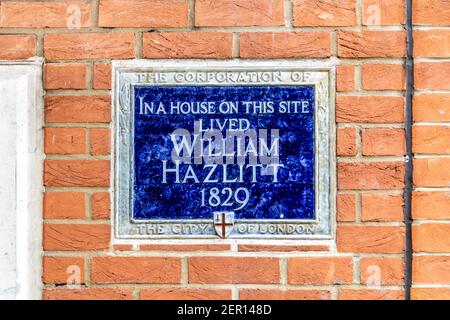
[141,289,231,300]
[413,223,450,253]
[338,162,404,190]
[238,245,329,252]
[337,193,356,222]
[92,257,181,284]
[412,288,450,300]
[413,0,450,25]
[240,32,331,58]
[362,128,405,156]
[413,256,450,284]
[414,30,450,58]
[43,224,110,251]
[340,289,403,300]
[189,257,279,284]
[336,96,404,123]
[44,33,135,60]
[0,1,91,28]
[0,35,36,59]
[93,63,111,90]
[414,158,450,187]
[362,0,404,25]
[360,257,404,285]
[90,128,110,155]
[336,65,355,92]
[288,257,353,285]
[99,0,188,27]
[43,192,85,219]
[43,288,132,300]
[43,256,84,284]
[415,62,450,90]
[362,64,405,90]
[44,128,86,155]
[413,125,450,154]
[140,245,230,251]
[337,226,404,253]
[361,194,403,222]
[45,95,111,123]
[293,0,356,27]
[113,245,133,251]
[338,30,406,58]
[337,127,357,156]
[240,289,331,300]
[44,160,110,187]
[414,94,450,122]
[92,192,110,220]
[196,0,284,27]
[44,64,87,90]
[143,32,232,59]
[412,191,450,220]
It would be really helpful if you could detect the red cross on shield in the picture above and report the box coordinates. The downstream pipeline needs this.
[213,212,234,239]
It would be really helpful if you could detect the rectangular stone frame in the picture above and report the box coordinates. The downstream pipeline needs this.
[112,59,336,244]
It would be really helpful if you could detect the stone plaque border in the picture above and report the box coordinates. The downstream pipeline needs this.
[112,60,336,242]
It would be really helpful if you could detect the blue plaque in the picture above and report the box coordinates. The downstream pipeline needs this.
[133,85,315,220]
[114,61,334,240]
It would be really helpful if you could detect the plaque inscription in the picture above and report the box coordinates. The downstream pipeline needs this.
[114,61,335,240]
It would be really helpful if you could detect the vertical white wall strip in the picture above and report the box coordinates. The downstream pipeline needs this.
[0,59,43,300]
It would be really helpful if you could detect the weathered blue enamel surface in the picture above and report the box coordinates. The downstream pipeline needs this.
[133,85,315,220]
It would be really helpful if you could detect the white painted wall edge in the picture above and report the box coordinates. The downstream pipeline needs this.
[0,58,44,299]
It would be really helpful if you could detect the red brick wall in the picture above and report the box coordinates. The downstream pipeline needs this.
[411,0,450,300]
[0,0,446,300]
